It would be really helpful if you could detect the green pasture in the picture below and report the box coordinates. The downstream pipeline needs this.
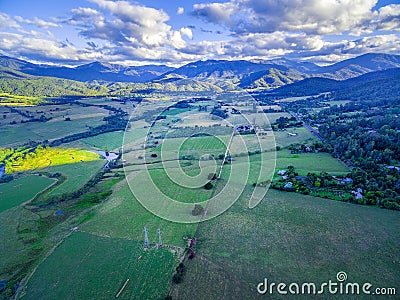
[81,180,197,246]
[80,131,125,151]
[0,207,40,282]
[179,135,227,151]
[0,126,42,147]
[0,117,106,147]
[231,148,348,181]
[160,107,191,116]
[275,149,349,175]
[171,189,400,299]
[43,160,105,197]
[148,167,213,203]
[0,175,55,213]
[273,127,317,148]
[23,231,178,300]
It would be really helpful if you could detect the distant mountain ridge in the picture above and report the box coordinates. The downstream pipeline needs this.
[153,53,400,88]
[269,67,400,101]
[0,53,399,89]
[0,56,174,83]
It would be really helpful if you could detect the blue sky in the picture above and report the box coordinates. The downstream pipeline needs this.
[0,0,399,66]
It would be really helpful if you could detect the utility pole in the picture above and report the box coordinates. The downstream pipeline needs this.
[143,226,149,248]
[157,228,162,246]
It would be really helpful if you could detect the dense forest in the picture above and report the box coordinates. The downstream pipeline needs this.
[0,77,109,97]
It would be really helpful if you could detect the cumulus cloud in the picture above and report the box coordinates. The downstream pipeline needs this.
[0,32,101,63]
[0,0,398,66]
[350,4,400,35]
[180,27,193,39]
[192,1,238,25]
[191,0,397,35]
[287,34,400,64]
[178,32,324,60]
[68,0,193,52]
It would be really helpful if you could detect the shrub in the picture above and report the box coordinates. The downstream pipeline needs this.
[204,182,213,190]
[172,273,183,284]
[176,263,186,275]
[192,204,204,216]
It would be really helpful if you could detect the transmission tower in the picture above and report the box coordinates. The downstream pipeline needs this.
[157,228,163,246]
[143,226,149,248]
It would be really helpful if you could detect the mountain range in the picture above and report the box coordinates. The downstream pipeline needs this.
[0,53,399,93]
[270,67,400,100]
[0,56,174,83]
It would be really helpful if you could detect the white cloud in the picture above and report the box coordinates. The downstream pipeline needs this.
[192,1,238,25]
[180,27,193,39]
[288,34,400,64]
[191,0,387,35]
[177,7,184,15]
[350,4,400,35]
[0,13,22,30]
[70,0,190,49]
[14,16,60,28]
[0,0,398,66]
[0,32,102,63]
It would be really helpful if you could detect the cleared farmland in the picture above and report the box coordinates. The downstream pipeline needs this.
[171,189,400,299]
[44,160,105,197]
[22,232,179,300]
[0,175,55,213]
[275,149,349,175]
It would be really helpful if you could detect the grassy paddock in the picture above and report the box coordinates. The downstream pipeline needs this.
[273,127,317,148]
[0,175,55,213]
[80,131,125,151]
[43,160,105,197]
[275,149,349,175]
[82,180,197,246]
[23,231,179,300]
[171,189,400,299]
[0,109,107,147]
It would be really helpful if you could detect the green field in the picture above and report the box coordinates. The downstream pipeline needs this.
[273,127,317,148]
[153,135,229,161]
[0,127,43,147]
[20,177,198,299]
[179,135,227,151]
[0,175,55,213]
[148,167,214,203]
[0,113,106,147]
[156,135,226,153]
[22,232,178,300]
[161,107,191,116]
[43,160,105,197]
[0,207,40,283]
[81,180,197,245]
[79,131,125,150]
[171,189,400,299]
[275,149,349,175]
